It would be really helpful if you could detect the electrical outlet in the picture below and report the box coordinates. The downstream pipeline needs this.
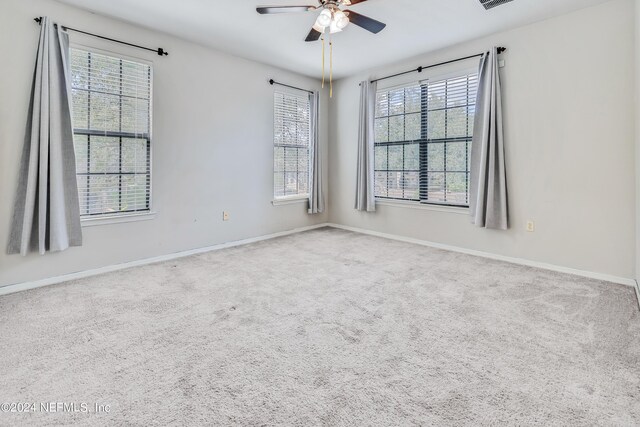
[526,220,535,232]
[223,211,230,221]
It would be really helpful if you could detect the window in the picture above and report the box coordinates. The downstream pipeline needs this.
[70,48,152,217]
[374,71,478,207]
[273,90,310,199]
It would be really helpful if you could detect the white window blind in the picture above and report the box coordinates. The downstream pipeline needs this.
[273,89,310,199]
[374,71,478,207]
[70,48,152,217]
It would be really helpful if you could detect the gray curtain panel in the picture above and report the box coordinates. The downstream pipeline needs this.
[354,80,377,212]
[8,17,82,255]
[308,91,325,214]
[469,47,508,230]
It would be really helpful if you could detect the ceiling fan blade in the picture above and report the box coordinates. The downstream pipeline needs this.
[345,10,386,34]
[257,5,316,14]
[343,0,368,5]
[305,27,323,42]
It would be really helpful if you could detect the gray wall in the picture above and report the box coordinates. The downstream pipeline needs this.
[0,0,329,287]
[329,0,636,280]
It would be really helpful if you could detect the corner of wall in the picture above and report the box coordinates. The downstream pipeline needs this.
[636,0,640,283]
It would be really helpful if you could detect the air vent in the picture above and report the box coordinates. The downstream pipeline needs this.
[480,0,514,10]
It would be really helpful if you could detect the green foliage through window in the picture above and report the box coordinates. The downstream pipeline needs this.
[374,72,478,206]
[71,49,152,216]
[273,91,310,199]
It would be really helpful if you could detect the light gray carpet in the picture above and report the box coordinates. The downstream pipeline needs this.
[1,228,639,426]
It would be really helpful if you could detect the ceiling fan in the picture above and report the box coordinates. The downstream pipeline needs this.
[256,0,386,42]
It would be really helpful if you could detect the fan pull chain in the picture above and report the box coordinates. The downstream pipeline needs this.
[321,35,325,88]
[329,34,333,98]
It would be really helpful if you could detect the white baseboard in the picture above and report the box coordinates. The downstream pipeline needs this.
[327,223,636,288]
[634,280,640,309]
[2,221,635,297]
[0,223,329,297]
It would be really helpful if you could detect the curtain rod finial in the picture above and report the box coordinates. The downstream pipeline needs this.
[34,17,42,24]
[269,79,275,85]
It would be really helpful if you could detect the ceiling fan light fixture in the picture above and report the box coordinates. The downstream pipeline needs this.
[329,19,344,34]
[316,9,332,27]
[334,10,349,29]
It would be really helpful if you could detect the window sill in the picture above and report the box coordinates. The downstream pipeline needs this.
[81,211,156,227]
[272,196,309,206]
[375,199,469,215]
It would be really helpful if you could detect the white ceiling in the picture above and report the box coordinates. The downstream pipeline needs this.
[54,0,611,79]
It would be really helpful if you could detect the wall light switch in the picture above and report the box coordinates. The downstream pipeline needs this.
[499,60,505,68]
[223,211,230,221]
[526,220,535,232]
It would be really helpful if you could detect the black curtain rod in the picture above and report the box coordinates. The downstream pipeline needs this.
[368,47,506,84]
[34,17,168,56]
[269,79,314,95]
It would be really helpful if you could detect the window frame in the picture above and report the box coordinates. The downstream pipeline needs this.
[373,82,422,203]
[272,88,312,202]
[69,43,154,221]
[374,66,478,209]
